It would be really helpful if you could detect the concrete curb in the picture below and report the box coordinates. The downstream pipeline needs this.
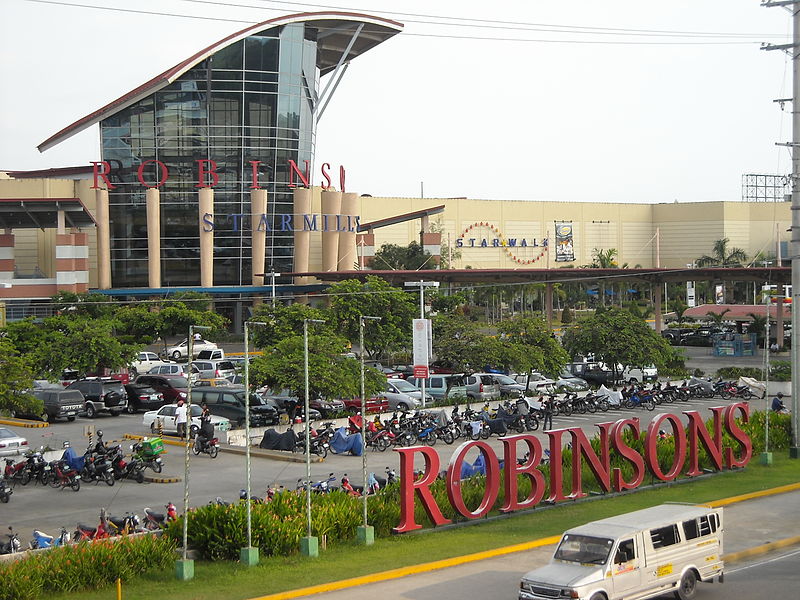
[124,433,185,448]
[723,534,800,564]
[219,443,324,463]
[247,481,800,600]
[0,418,49,428]
[144,475,182,484]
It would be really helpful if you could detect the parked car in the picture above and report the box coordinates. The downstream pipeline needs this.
[681,332,714,347]
[385,378,432,408]
[567,362,615,386]
[146,363,198,379]
[491,374,527,397]
[130,351,171,374]
[196,349,225,360]
[554,370,590,392]
[163,338,218,361]
[258,389,325,421]
[0,427,28,456]
[511,373,556,393]
[341,396,390,414]
[407,374,468,401]
[123,383,165,413]
[15,384,84,422]
[133,375,189,403]
[66,377,127,418]
[195,377,235,387]
[462,373,502,401]
[142,403,230,436]
[190,386,278,428]
[661,328,693,345]
[193,359,237,380]
[380,380,421,411]
[620,364,658,383]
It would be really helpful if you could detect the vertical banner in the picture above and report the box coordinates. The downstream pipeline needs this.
[554,222,575,262]
[686,281,696,308]
[412,319,430,378]
[715,284,724,304]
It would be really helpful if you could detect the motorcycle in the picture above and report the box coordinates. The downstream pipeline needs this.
[29,527,70,549]
[341,473,362,496]
[47,459,81,491]
[192,435,219,459]
[143,502,177,531]
[23,450,51,486]
[3,457,30,486]
[106,512,141,536]
[80,450,115,486]
[0,480,12,503]
[108,445,145,483]
[0,527,21,555]
[131,438,165,473]
[74,516,109,542]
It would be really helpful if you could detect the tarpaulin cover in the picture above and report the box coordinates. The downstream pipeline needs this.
[62,447,84,471]
[259,429,298,451]
[459,452,505,479]
[330,427,364,456]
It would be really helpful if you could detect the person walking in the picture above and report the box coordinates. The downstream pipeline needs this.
[541,396,553,431]
[175,400,188,439]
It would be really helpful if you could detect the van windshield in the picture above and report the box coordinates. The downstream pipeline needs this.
[554,534,614,565]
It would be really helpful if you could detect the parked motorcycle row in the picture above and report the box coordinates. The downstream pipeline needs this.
[1,436,167,499]
[0,502,178,555]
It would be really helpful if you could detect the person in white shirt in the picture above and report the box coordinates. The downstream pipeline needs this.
[175,400,188,439]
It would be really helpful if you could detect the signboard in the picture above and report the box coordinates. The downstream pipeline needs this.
[412,319,429,371]
[413,365,429,379]
[554,222,575,262]
[686,281,696,308]
[392,403,752,533]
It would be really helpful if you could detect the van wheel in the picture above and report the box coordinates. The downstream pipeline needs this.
[85,404,96,418]
[675,570,697,600]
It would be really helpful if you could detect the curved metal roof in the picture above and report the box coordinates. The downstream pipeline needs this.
[38,11,403,153]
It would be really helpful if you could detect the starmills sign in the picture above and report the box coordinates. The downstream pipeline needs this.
[392,403,752,533]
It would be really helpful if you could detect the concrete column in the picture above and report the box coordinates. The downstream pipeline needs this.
[293,187,312,284]
[421,232,442,267]
[777,291,785,350]
[321,190,342,272]
[355,233,375,269]
[56,233,88,293]
[654,283,663,333]
[146,188,161,289]
[545,282,554,328]
[251,189,267,286]
[337,192,358,271]
[199,188,214,288]
[95,189,111,289]
[0,233,14,281]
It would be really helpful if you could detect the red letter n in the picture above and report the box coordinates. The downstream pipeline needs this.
[287,160,310,189]
[684,407,725,476]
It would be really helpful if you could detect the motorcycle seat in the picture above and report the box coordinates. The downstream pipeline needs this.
[77,524,97,535]
[146,509,164,521]
[108,516,127,528]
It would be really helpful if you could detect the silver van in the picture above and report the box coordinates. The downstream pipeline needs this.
[193,359,237,380]
[462,373,501,401]
[519,503,724,600]
[406,374,467,401]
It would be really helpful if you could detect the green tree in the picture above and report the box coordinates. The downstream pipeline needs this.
[43,316,141,374]
[669,299,689,322]
[249,302,332,349]
[430,291,467,315]
[497,316,569,378]
[326,277,417,359]
[561,306,573,324]
[155,303,227,353]
[705,308,731,326]
[590,248,618,268]
[372,241,433,270]
[0,337,40,417]
[696,238,748,267]
[746,313,768,340]
[562,307,678,380]
[50,291,117,319]
[115,305,164,344]
[431,314,505,373]
[248,333,384,402]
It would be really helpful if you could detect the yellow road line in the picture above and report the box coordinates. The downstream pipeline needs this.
[708,482,800,507]
[723,534,800,564]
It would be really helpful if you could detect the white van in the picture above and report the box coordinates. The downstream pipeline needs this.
[519,503,723,600]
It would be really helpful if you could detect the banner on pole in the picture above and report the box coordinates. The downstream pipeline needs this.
[412,319,429,370]
[554,222,575,262]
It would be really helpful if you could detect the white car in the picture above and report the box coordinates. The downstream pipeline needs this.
[163,338,218,361]
[512,373,556,393]
[142,403,230,436]
[130,351,172,374]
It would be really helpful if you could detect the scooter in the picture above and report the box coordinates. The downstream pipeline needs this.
[341,474,362,496]
[143,502,177,530]
[192,435,219,459]
[3,457,29,485]
[106,512,141,535]
[48,459,81,491]
[29,527,70,549]
[74,516,110,542]
[0,480,12,503]
[0,527,21,554]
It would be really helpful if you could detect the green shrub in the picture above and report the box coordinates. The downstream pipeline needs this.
[0,534,175,600]
[561,306,573,324]
[716,366,764,380]
[770,360,792,382]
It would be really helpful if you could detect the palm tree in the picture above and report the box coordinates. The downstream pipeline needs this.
[696,239,747,304]
[590,248,618,305]
[706,308,730,326]
[746,313,768,341]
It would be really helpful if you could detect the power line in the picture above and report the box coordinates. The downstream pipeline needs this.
[21,0,788,45]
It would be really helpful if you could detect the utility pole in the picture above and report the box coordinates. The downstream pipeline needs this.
[763,0,800,458]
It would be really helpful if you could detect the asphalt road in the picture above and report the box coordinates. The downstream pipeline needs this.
[310,491,800,600]
[0,395,763,547]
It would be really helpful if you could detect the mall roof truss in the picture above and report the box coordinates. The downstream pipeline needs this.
[0,198,96,230]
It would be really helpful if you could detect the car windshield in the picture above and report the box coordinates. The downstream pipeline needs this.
[392,380,419,392]
[553,534,614,565]
[165,377,188,387]
[495,375,517,384]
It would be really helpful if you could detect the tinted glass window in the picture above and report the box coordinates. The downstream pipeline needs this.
[650,524,681,549]
[165,377,188,387]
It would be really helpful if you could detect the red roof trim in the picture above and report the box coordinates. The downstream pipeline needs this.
[38,11,402,153]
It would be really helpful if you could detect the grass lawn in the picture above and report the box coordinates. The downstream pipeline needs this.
[50,454,800,600]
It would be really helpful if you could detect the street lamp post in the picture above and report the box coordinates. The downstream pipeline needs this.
[241,320,268,566]
[268,270,281,307]
[301,318,325,557]
[177,324,211,581]
[358,315,381,545]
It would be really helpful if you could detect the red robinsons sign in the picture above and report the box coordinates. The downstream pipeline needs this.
[392,403,752,534]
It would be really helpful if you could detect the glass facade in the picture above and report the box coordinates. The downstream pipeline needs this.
[101,23,318,287]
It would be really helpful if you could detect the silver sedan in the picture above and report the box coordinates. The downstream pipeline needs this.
[0,427,28,456]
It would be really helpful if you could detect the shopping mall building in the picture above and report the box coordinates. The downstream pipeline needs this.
[0,11,791,325]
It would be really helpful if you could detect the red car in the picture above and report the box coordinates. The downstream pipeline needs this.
[133,375,189,404]
[341,396,389,414]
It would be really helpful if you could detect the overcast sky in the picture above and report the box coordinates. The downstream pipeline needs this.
[0,0,792,203]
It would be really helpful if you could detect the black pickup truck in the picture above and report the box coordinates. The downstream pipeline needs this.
[18,386,86,422]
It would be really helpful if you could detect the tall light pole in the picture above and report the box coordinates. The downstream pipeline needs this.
[301,318,325,557]
[358,315,381,545]
[268,270,281,307]
[241,320,268,566]
[177,324,210,581]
